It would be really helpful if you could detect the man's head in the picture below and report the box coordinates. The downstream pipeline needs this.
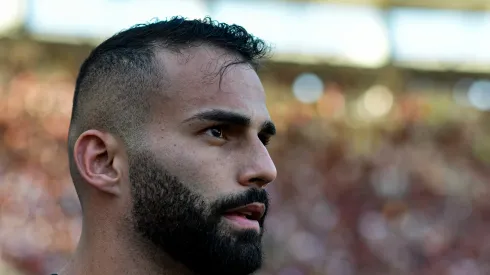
[67,17,276,275]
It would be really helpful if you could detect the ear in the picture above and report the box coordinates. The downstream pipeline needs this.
[73,129,125,196]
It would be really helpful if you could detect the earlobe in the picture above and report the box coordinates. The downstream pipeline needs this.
[74,130,123,196]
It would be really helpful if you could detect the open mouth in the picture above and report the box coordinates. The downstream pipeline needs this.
[222,202,265,229]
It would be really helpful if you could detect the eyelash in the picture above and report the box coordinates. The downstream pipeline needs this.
[205,123,230,133]
[203,125,271,146]
[205,125,226,139]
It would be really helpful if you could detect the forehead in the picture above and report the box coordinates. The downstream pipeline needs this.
[153,46,269,122]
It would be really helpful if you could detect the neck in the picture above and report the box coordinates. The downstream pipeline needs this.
[58,218,194,275]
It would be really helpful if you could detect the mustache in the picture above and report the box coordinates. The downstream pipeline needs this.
[212,188,270,215]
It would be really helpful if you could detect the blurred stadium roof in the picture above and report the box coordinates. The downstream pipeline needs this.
[2,0,490,72]
[294,0,490,10]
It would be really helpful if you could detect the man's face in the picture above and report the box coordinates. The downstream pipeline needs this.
[126,46,277,275]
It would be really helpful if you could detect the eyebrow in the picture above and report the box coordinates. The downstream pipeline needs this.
[260,120,276,136]
[183,109,276,135]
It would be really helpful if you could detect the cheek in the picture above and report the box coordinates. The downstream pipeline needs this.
[170,148,239,198]
[180,155,231,196]
[147,132,240,197]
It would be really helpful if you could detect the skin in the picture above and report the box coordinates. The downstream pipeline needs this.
[59,45,277,275]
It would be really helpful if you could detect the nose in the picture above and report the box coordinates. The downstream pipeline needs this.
[236,140,277,188]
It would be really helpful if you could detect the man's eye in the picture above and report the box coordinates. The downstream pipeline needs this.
[259,135,271,146]
[205,127,224,139]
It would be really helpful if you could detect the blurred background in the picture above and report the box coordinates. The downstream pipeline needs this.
[3,0,490,274]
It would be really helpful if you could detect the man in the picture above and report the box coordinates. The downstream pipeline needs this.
[59,17,277,275]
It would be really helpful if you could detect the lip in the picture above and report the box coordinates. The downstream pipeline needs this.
[224,202,266,221]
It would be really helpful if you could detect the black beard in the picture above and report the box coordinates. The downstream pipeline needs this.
[128,150,269,275]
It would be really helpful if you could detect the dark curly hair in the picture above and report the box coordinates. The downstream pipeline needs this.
[68,16,271,190]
